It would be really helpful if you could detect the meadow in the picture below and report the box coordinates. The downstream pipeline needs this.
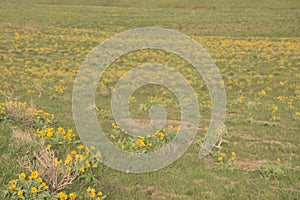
[0,0,299,199]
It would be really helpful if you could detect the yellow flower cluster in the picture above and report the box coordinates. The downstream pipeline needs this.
[147,95,173,106]
[200,100,211,109]
[57,192,68,200]
[217,153,226,161]
[54,145,101,176]
[57,191,77,200]
[87,187,103,200]
[37,126,76,141]
[35,109,55,121]
[124,129,173,153]
[55,85,65,93]
[0,102,6,115]
[231,152,236,161]
[152,130,165,141]
[6,171,49,198]
[218,152,236,162]
[7,101,27,108]
[258,89,266,96]
[2,100,106,198]
[0,101,56,128]
[6,168,105,199]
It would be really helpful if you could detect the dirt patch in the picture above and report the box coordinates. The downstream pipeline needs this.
[193,179,204,185]
[161,192,194,200]
[123,185,160,199]
[103,118,208,131]
[262,140,282,145]
[251,120,277,126]
[230,180,240,186]
[123,185,157,193]
[232,131,258,140]
[123,184,195,200]
[234,159,268,171]
[0,153,9,159]
[270,186,300,193]
[157,5,216,10]
[227,112,244,118]
[201,156,215,165]
[215,176,228,182]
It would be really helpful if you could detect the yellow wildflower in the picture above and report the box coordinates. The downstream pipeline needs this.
[80,167,85,173]
[64,153,73,165]
[42,182,48,190]
[90,192,96,198]
[258,89,266,95]
[86,160,91,168]
[30,171,39,179]
[57,192,67,200]
[9,179,18,183]
[55,158,62,167]
[69,193,76,199]
[71,150,77,155]
[19,172,26,179]
[85,147,90,156]
[8,184,16,190]
[31,187,38,193]
[17,190,23,196]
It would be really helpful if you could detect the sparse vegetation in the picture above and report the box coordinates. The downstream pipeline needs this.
[0,0,299,199]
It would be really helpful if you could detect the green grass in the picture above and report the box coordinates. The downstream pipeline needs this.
[0,0,299,199]
[0,0,299,37]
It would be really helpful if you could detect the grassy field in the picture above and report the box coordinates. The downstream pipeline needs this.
[0,0,299,199]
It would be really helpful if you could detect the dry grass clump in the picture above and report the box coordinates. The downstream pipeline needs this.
[18,139,80,195]
[1,91,36,125]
